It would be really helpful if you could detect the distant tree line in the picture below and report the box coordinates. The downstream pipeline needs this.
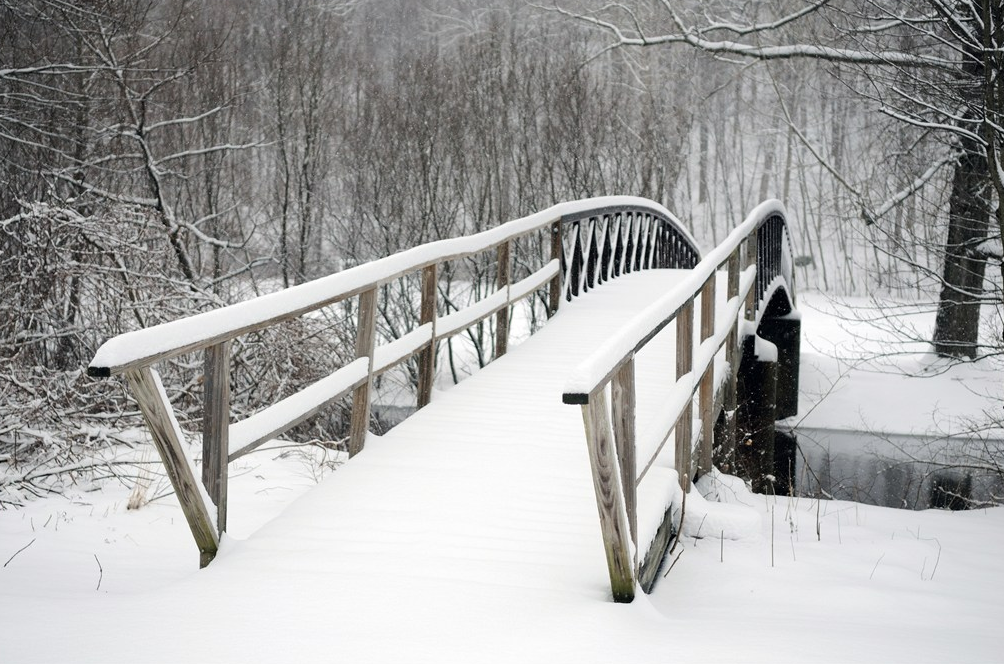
[1,0,997,499]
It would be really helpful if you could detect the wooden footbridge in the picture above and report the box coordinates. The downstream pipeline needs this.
[88,196,798,603]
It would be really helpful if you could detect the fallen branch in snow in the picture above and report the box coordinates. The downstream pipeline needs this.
[4,538,35,568]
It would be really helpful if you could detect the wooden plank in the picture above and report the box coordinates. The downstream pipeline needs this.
[88,225,554,377]
[580,386,635,603]
[126,368,219,567]
[349,288,377,457]
[227,358,369,461]
[675,300,694,491]
[509,260,559,302]
[202,341,230,534]
[418,264,437,409]
[373,324,434,377]
[698,276,716,478]
[721,249,742,473]
[745,233,758,320]
[611,358,637,550]
[495,241,511,359]
[548,221,562,317]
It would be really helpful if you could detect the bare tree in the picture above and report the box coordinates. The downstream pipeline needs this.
[554,0,1003,358]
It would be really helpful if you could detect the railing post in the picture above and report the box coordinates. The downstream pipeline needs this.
[495,241,511,358]
[126,367,219,567]
[718,250,741,474]
[548,220,562,316]
[349,287,377,457]
[697,276,715,479]
[202,341,230,534]
[418,265,437,408]
[675,299,694,491]
[610,358,637,557]
[580,385,635,603]
[745,231,758,320]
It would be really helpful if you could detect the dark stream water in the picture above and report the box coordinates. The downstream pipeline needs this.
[783,427,1003,510]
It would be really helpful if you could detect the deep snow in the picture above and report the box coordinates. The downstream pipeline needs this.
[1,282,1001,664]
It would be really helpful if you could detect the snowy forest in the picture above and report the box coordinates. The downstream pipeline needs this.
[2,0,1002,500]
[2,1,1004,661]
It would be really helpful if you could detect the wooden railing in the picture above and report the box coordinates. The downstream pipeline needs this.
[87,196,698,567]
[561,200,793,603]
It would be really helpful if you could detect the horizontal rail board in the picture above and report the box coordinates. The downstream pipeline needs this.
[373,324,434,376]
[228,357,370,460]
[436,288,510,340]
[510,260,560,302]
[563,266,755,404]
[89,196,689,376]
[632,270,754,485]
[560,200,784,400]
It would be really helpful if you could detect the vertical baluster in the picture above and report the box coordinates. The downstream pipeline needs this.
[721,250,741,473]
[745,231,758,321]
[418,264,437,408]
[549,220,562,316]
[349,287,377,457]
[126,367,219,567]
[611,358,637,555]
[203,340,230,534]
[580,385,635,603]
[495,241,511,358]
[676,300,694,491]
[698,275,716,478]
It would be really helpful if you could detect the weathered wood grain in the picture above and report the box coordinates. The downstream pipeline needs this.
[675,300,694,491]
[202,341,230,533]
[495,241,511,359]
[349,288,377,457]
[418,265,437,408]
[611,358,637,550]
[126,368,219,567]
[580,387,635,603]
[549,221,562,317]
[697,276,716,478]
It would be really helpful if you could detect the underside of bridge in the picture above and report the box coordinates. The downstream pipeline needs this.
[725,287,801,493]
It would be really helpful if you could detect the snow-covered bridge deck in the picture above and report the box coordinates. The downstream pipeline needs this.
[137,269,705,658]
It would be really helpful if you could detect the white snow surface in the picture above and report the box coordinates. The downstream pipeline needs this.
[791,294,1004,436]
[3,276,1003,663]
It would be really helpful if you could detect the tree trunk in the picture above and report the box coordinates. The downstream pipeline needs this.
[933,140,990,358]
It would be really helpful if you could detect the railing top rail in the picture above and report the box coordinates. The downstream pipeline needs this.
[88,195,693,378]
[562,199,787,401]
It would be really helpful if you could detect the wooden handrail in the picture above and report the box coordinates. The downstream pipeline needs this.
[563,199,794,603]
[88,196,699,567]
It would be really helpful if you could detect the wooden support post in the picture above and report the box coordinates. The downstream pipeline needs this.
[349,287,377,457]
[697,276,715,478]
[745,232,758,320]
[548,220,562,317]
[418,265,437,409]
[495,241,511,359]
[610,359,637,553]
[675,300,694,491]
[717,251,741,474]
[202,341,230,534]
[126,367,219,567]
[580,386,634,603]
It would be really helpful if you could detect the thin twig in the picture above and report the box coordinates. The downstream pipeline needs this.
[4,538,35,567]
[94,554,103,591]
[661,549,684,578]
[870,553,885,580]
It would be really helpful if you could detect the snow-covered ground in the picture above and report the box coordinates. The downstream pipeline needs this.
[1,285,1001,663]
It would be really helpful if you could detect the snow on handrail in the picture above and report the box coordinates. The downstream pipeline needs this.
[89,196,690,377]
[562,199,786,400]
